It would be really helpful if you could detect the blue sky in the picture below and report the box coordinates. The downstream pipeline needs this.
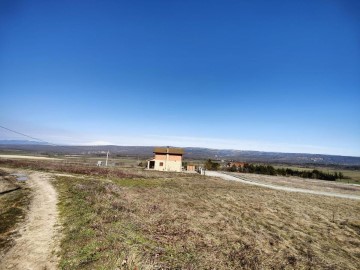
[0,0,359,156]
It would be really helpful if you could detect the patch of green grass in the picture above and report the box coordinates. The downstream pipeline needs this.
[336,177,360,185]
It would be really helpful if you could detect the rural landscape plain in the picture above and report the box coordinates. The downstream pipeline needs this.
[1,0,359,269]
[1,149,360,269]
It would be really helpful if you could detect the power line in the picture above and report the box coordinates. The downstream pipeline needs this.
[0,125,111,156]
[0,125,57,146]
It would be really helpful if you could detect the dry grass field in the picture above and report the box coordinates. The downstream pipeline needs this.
[1,159,360,269]
[54,169,360,269]
[0,170,30,254]
[0,154,63,161]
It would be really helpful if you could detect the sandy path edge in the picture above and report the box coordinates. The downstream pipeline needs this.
[0,169,61,270]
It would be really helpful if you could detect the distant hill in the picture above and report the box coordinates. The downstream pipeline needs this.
[0,142,359,166]
[183,148,360,167]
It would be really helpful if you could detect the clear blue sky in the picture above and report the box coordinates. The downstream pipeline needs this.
[0,0,359,156]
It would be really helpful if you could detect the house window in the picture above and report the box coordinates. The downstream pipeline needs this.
[159,162,164,166]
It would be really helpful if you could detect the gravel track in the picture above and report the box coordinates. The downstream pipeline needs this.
[206,171,360,200]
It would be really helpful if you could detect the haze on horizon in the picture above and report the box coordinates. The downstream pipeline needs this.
[0,0,359,156]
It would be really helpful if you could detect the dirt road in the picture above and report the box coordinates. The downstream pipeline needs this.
[0,171,60,270]
[206,171,360,200]
[0,155,62,161]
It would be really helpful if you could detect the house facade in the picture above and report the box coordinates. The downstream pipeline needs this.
[147,147,184,172]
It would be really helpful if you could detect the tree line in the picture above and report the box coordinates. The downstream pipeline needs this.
[227,163,344,181]
[204,159,221,171]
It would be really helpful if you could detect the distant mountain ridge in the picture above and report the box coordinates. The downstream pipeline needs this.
[0,140,359,166]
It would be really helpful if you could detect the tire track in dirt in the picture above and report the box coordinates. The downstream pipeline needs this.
[0,171,60,270]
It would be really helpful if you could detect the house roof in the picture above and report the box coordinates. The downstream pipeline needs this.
[153,147,184,155]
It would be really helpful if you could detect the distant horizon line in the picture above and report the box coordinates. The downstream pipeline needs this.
[0,139,359,158]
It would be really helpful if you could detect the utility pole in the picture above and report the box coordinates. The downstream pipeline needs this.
[165,146,169,171]
[105,150,109,166]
